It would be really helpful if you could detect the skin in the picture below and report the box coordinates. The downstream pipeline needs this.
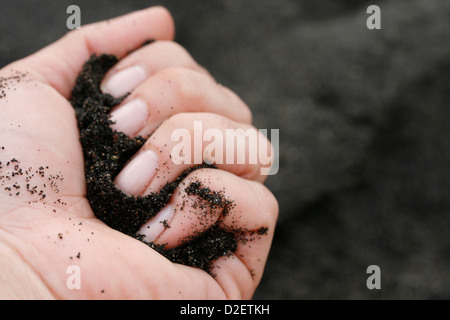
[0,7,278,300]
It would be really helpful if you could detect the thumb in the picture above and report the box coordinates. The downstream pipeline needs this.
[5,6,175,98]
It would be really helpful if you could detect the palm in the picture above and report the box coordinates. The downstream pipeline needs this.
[0,77,226,299]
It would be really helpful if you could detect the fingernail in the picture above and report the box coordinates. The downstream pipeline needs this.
[110,99,148,136]
[114,149,158,196]
[102,66,147,98]
[137,205,175,243]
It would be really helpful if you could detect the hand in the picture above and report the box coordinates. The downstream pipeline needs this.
[0,7,278,299]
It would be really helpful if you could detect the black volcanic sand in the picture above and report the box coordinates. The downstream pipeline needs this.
[70,53,266,274]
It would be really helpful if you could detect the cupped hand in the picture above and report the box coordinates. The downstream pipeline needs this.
[0,7,278,300]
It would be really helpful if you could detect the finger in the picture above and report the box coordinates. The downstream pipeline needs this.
[113,112,274,198]
[136,168,278,298]
[137,168,277,248]
[107,66,252,138]
[6,6,175,98]
[101,40,214,98]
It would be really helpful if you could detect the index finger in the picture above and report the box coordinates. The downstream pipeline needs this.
[6,6,175,98]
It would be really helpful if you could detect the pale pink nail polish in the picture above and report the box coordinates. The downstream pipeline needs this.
[110,99,148,136]
[102,66,147,98]
[114,149,158,196]
[137,205,175,243]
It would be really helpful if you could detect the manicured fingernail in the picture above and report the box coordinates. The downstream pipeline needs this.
[137,205,175,243]
[114,149,158,196]
[110,99,148,136]
[102,66,147,98]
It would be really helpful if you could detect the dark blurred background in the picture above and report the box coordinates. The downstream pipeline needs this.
[1,0,449,299]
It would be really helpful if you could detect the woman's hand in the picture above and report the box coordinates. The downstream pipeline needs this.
[0,7,278,300]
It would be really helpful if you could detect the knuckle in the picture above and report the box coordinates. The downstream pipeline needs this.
[164,112,227,133]
[220,84,253,124]
[154,40,190,56]
[257,130,275,163]
[254,183,279,225]
[164,112,195,130]
[155,67,198,104]
[62,27,83,44]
